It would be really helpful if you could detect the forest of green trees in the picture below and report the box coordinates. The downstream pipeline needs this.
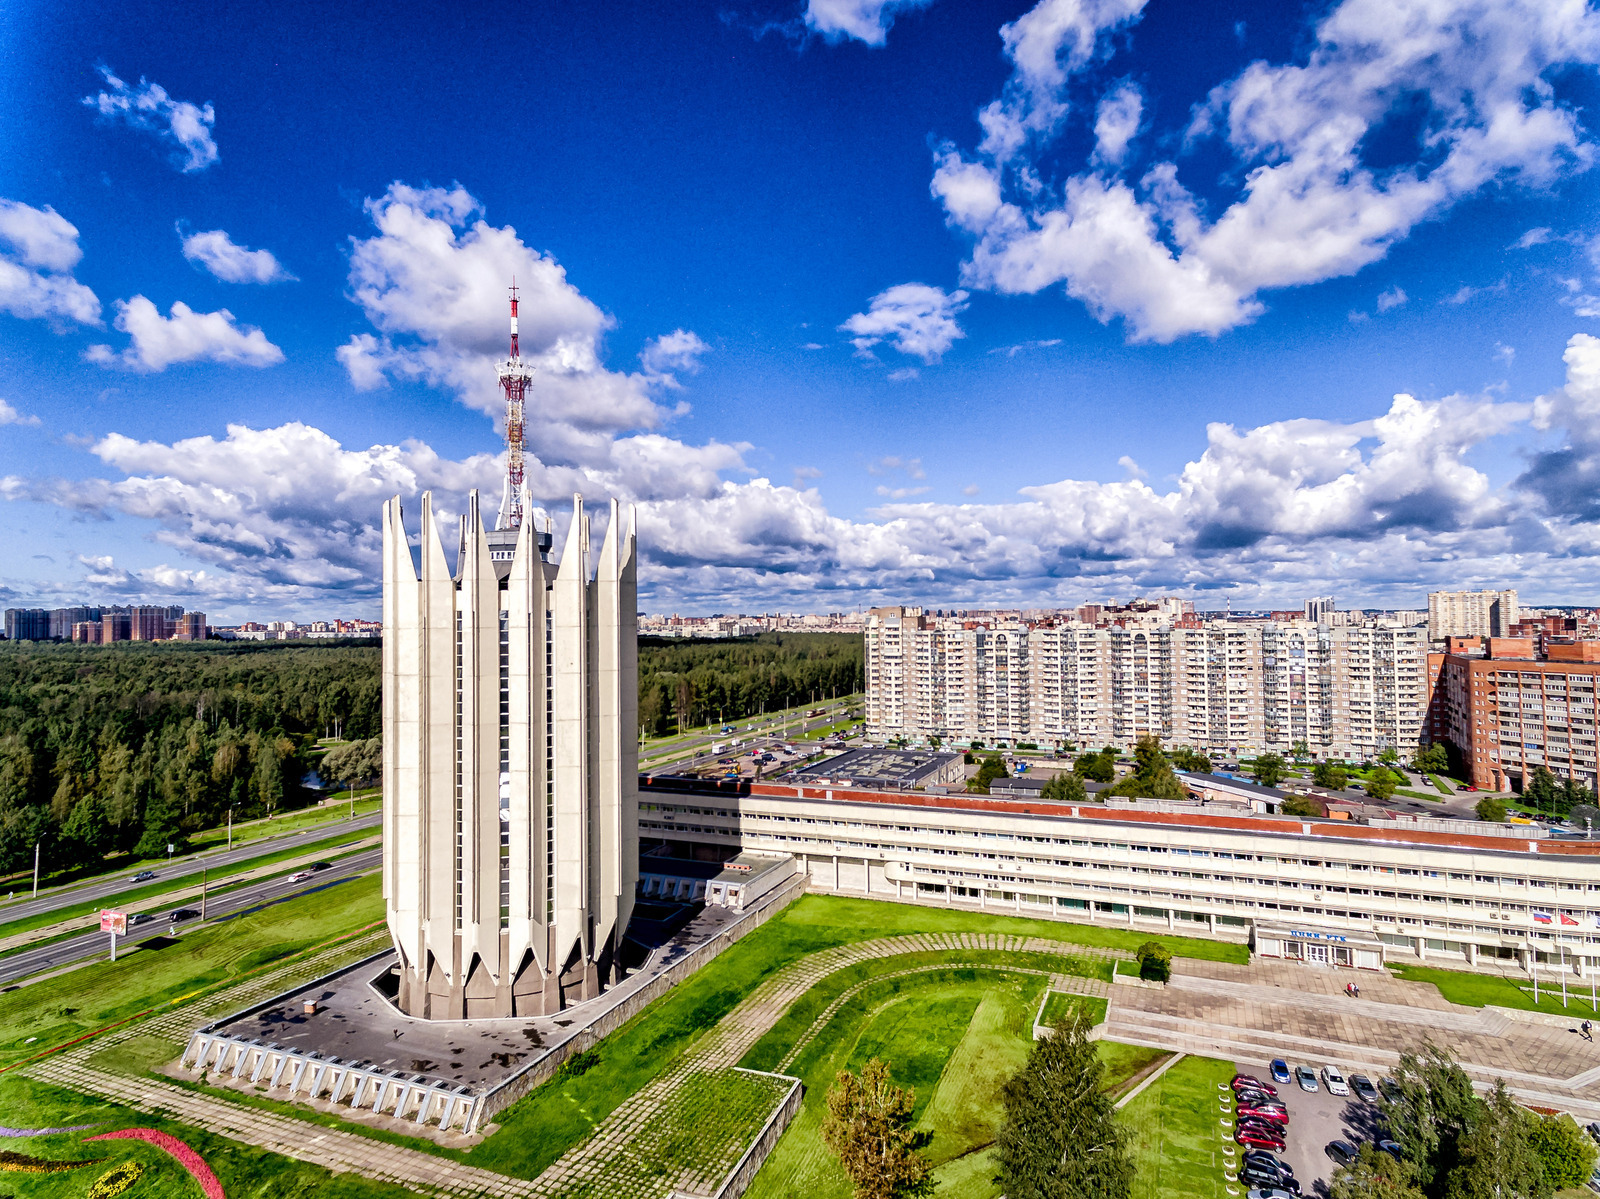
[637,632,863,736]
[0,631,862,876]
[0,641,380,875]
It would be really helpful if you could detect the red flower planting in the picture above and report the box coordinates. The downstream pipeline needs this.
[88,1129,225,1199]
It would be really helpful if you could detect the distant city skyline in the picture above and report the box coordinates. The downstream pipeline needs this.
[2,1,1599,618]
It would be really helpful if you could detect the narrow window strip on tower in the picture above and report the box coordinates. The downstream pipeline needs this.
[545,603,555,922]
[454,609,464,929]
[499,611,511,929]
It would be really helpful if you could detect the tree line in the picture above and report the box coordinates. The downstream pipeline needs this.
[0,641,380,875]
[638,633,863,737]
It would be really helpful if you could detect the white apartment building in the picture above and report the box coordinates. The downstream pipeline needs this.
[1429,589,1519,641]
[865,608,1427,759]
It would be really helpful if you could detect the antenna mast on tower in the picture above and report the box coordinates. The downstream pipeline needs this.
[496,282,534,530]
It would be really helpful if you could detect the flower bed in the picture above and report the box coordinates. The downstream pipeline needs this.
[89,1128,226,1199]
[87,1160,144,1198]
[0,1148,101,1172]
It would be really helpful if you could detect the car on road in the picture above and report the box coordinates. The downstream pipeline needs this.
[1294,1065,1319,1092]
[168,907,200,921]
[1350,1073,1380,1103]
[1326,1140,1359,1166]
[310,861,333,872]
[1270,1059,1292,1084]
[287,870,313,883]
[132,871,158,882]
[128,912,153,925]
[1322,1065,1350,1096]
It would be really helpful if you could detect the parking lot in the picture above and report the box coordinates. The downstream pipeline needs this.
[1233,1058,1391,1197]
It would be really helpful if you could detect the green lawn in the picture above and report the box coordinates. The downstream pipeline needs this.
[1389,962,1600,1017]
[1097,1042,1171,1100]
[0,1071,412,1198]
[468,893,1240,1180]
[1038,991,1108,1032]
[1119,1054,1237,1199]
[0,872,383,1071]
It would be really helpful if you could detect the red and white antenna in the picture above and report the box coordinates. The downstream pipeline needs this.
[495,280,534,530]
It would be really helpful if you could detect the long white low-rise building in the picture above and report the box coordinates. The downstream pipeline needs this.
[639,777,1600,979]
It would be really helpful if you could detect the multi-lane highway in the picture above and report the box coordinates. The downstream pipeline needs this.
[0,809,382,928]
[639,699,860,772]
[0,846,383,988]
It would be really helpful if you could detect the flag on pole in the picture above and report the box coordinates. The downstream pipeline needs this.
[1560,912,1579,926]
[1533,910,1553,924]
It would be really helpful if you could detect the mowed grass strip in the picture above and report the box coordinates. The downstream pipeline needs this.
[1039,991,1108,1032]
[1389,962,1600,1018]
[1118,1054,1236,1199]
[0,1071,414,1199]
[467,892,1241,1179]
[0,872,383,1069]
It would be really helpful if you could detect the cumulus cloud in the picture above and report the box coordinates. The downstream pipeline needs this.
[1376,286,1407,312]
[337,182,711,467]
[0,199,101,326]
[83,67,218,173]
[180,227,295,283]
[0,400,39,427]
[804,0,933,45]
[85,297,283,372]
[1092,80,1143,166]
[20,337,1600,609]
[933,0,1600,342]
[1512,227,1553,249]
[640,329,711,386]
[841,283,969,362]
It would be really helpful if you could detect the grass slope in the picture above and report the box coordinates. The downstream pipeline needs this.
[1039,991,1109,1032]
[1389,962,1600,1018]
[468,893,1242,1179]
[1120,1054,1236,1199]
[0,872,383,1070]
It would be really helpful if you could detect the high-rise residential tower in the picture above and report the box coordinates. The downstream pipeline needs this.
[381,488,638,1018]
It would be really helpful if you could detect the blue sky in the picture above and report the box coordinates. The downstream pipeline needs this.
[1,0,1599,620]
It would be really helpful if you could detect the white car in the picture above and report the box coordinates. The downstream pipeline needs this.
[1322,1066,1350,1096]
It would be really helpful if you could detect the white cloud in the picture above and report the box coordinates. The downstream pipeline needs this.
[934,0,1600,342]
[1376,286,1407,312]
[1512,227,1553,249]
[804,0,933,45]
[83,67,218,173]
[1092,81,1143,166]
[867,455,926,479]
[1118,454,1146,480]
[180,228,295,284]
[1494,342,1515,364]
[86,297,284,372]
[990,338,1063,356]
[0,400,39,427]
[887,367,920,381]
[841,283,969,362]
[337,182,703,467]
[639,329,711,387]
[0,199,101,326]
[961,483,980,496]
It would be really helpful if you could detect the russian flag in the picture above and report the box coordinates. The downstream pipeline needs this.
[1532,910,1553,924]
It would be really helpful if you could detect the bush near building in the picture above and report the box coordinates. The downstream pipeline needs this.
[1135,941,1172,983]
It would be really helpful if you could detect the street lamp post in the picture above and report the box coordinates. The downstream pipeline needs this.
[31,840,40,898]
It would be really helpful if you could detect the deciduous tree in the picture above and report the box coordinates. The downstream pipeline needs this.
[821,1058,931,1199]
[1331,1143,1427,1199]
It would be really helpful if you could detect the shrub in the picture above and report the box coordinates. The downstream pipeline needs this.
[1135,940,1172,983]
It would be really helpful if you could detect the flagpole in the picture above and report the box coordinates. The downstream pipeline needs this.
[1561,943,1568,1008]
[1533,941,1539,1005]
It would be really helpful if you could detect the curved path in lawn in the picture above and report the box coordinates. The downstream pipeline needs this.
[530,931,1124,1199]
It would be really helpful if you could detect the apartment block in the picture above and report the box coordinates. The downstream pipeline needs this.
[865,607,1428,759]
[1426,638,1600,791]
[1429,589,1518,641]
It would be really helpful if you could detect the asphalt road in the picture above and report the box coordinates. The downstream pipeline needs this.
[639,701,857,770]
[0,809,382,926]
[0,846,383,989]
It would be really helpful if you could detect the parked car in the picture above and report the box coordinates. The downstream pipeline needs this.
[1379,1077,1404,1103]
[1326,1141,1359,1166]
[1242,1149,1288,1171]
[1237,1129,1287,1151]
[1270,1059,1292,1084]
[168,907,200,922]
[1295,1065,1320,1092]
[132,871,158,882]
[1246,1188,1298,1199]
[1241,1159,1295,1184]
[1584,1122,1600,1146]
[1233,1075,1278,1096]
[1237,1092,1282,1110]
[1377,1139,1404,1160]
[1322,1066,1350,1096]
[1242,1170,1300,1196]
[1350,1073,1380,1103]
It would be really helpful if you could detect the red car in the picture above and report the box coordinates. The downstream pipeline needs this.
[1232,1075,1278,1096]
[1237,1129,1287,1150]
[1238,1107,1290,1126]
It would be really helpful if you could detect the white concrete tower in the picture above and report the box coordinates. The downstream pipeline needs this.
[382,488,638,1018]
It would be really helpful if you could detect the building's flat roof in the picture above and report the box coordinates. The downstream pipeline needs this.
[1177,772,1289,800]
[792,746,960,785]
[641,776,1600,860]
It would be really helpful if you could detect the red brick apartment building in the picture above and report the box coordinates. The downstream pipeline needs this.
[1426,637,1600,792]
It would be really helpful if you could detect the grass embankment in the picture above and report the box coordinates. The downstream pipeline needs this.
[1120,1055,1237,1199]
[0,872,384,1072]
[1389,963,1600,1017]
[0,831,376,943]
[1038,991,1109,1031]
[0,1072,413,1199]
[468,893,1241,1181]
